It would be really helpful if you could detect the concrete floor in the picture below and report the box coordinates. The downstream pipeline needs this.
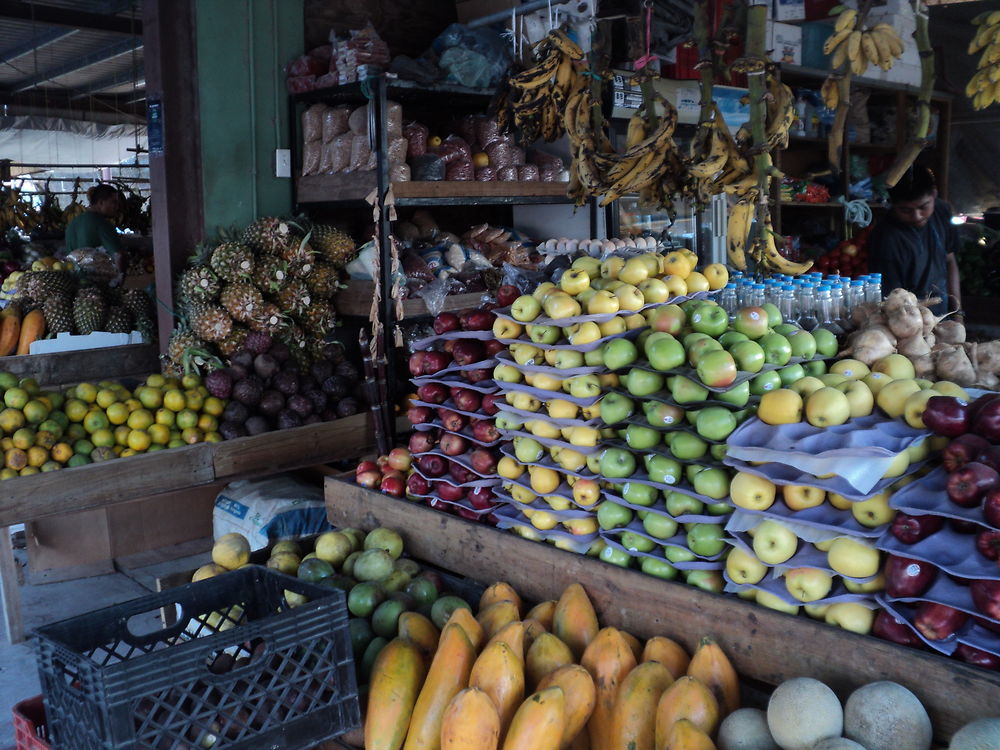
[0,537,212,750]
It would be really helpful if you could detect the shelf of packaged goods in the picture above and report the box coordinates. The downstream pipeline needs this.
[325,478,1000,743]
[0,343,160,388]
[333,280,487,320]
[296,173,573,206]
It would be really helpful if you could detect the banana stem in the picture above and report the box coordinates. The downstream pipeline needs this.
[746,0,770,273]
[884,2,935,186]
[694,0,714,123]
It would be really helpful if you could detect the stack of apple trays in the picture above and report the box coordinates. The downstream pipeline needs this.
[402,307,508,522]
[719,412,934,636]
[873,417,1000,665]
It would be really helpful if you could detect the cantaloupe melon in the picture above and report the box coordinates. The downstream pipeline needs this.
[812,739,867,750]
[767,678,843,750]
[949,718,1000,750]
[718,707,779,750]
[843,681,931,750]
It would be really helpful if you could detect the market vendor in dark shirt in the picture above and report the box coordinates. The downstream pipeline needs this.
[65,183,122,256]
[868,166,961,317]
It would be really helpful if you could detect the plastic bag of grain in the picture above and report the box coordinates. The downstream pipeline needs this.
[518,164,540,182]
[388,136,409,166]
[322,105,350,142]
[390,163,411,182]
[302,140,322,175]
[318,140,335,173]
[329,133,353,172]
[404,121,429,158]
[302,103,326,143]
[487,138,515,168]
[213,474,330,551]
[348,101,403,137]
[497,166,518,182]
[350,133,373,172]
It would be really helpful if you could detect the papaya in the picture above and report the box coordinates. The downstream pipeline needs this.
[580,628,637,750]
[403,623,476,750]
[477,600,520,638]
[537,664,596,748]
[526,632,574,690]
[525,600,557,630]
[502,686,565,750]
[522,618,547,649]
[619,631,643,664]
[609,661,674,750]
[399,611,440,663]
[440,687,500,750]
[642,636,690,679]
[653,676,720,747]
[686,636,739,718]
[552,584,599,661]
[469,640,525,738]
[365,638,427,750]
[0,314,19,357]
[480,582,523,616]
[661,718,716,750]
[568,734,590,750]
[487,620,526,660]
[442,606,484,652]
[16,309,44,356]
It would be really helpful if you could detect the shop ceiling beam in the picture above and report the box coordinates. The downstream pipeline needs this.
[12,37,142,93]
[0,28,77,66]
[68,63,144,99]
[0,0,142,35]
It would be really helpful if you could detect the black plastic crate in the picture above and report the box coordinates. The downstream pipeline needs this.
[33,565,360,750]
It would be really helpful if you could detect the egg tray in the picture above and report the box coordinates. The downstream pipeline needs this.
[491,503,598,554]
[494,350,609,377]
[889,466,1000,533]
[411,373,500,394]
[726,532,883,584]
[412,329,496,350]
[723,572,878,608]
[875,523,1000,582]
[409,356,498,381]
[495,402,603,429]
[601,472,730,507]
[599,533,725,571]
[496,325,643,353]
[875,595,1000,658]
[492,290,716,329]
[726,414,928,495]
[412,417,504,448]
[719,493,890,539]
[601,490,729,525]
[498,443,598,481]
[603,516,727,561]
[501,428,603,455]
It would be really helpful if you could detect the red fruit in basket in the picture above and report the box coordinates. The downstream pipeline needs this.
[976,529,1000,561]
[380,474,406,497]
[464,368,492,383]
[976,400,1000,443]
[461,309,496,332]
[943,433,992,473]
[439,432,469,457]
[408,431,437,455]
[872,609,925,649]
[921,396,971,437]
[408,351,427,377]
[451,388,482,413]
[449,462,477,485]
[914,602,969,640]
[437,409,469,433]
[884,555,938,598]
[890,512,944,545]
[955,643,1000,671]
[452,339,486,366]
[471,419,500,443]
[467,485,495,510]
[386,448,412,472]
[984,490,1000,528]
[970,580,1000,621]
[356,469,382,488]
[355,460,378,477]
[407,405,433,425]
[974,615,1000,634]
[469,447,499,475]
[483,339,506,357]
[407,472,431,496]
[947,462,999,507]
[417,454,447,478]
[437,481,466,502]
[417,383,449,405]
[496,285,520,307]
[980,446,1000,473]
[428,497,451,512]
[481,393,502,416]
[433,312,461,335]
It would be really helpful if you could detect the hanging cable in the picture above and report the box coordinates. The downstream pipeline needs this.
[841,198,872,228]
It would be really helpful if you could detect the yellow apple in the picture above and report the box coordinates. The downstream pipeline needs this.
[638,253,662,276]
[530,510,559,530]
[576,288,597,306]
[493,363,523,383]
[818,373,849,388]
[529,466,561,495]
[614,284,645,311]
[599,316,628,336]
[932,380,969,400]
[755,590,799,615]
[824,602,875,634]
[543,349,560,367]
[826,537,880,578]
[509,484,537,504]
[619,257,650,286]
[603,280,625,293]
[547,399,579,420]
[543,494,572,511]
[784,568,833,602]
[726,546,768,584]
[527,419,562,439]
[685,271,710,293]
[873,353,916,380]
[511,295,542,322]
[587,290,620,315]
[543,292,582,320]
[783,484,826,511]
[758,389,804,425]
[662,274,688,298]
[548,445,563,462]
[752,520,798,564]
[493,317,524,339]
[827,492,852,510]
[511,524,543,541]
[601,256,625,279]
[581,402,601,420]
[813,538,836,551]
[737,588,758,602]
[829,359,871,380]
[497,456,525,480]
[563,517,599,535]
[598,373,620,389]
[510,392,541,412]
[568,426,600,447]
[790,376,826,398]
[803,603,830,620]
[567,321,602,345]
[572,256,602,277]
[559,268,591,295]
[906,439,930,463]
[861,371,894,396]
[510,343,543,366]
[843,572,885,594]
[876,379,922,418]
[881,450,910,478]
[903,388,942,429]
[624,314,646,330]
[532,372,564,392]
[851,490,895,527]
[836,379,875,418]
[572,478,601,506]
[553,350,585,369]
[531,282,556,301]
[702,263,729,290]
[660,252,691,279]
[637,278,670,304]
[805,387,851,427]
[730,471,778,511]
[556,448,587,472]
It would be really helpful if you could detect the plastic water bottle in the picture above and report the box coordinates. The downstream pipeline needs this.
[865,273,883,303]
[719,283,738,321]
[797,283,819,331]
[815,284,844,335]
[832,281,851,331]
[736,279,753,308]
[848,279,866,315]
[778,284,797,325]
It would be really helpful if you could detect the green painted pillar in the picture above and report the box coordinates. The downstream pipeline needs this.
[195,0,303,235]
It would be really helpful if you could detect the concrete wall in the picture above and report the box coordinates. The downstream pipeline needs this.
[195,0,303,234]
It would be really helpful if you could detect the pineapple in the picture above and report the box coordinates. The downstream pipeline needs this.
[309,224,356,267]
[135,312,155,343]
[122,288,152,317]
[251,254,288,294]
[42,294,74,334]
[275,279,311,316]
[282,323,311,369]
[22,270,76,299]
[305,262,340,299]
[105,306,134,334]
[242,217,293,255]
[249,302,285,334]
[219,282,263,323]
[73,289,107,335]
[189,304,233,342]
[281,235,316,268]
[164,328,219,375]
[217,325,249,356]
[301,301,337,337]
[166,329,206,366]
[209,242,254,282]
[178,266,220,302]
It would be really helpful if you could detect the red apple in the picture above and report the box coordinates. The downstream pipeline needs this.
[452,340,486,365]
[922,396,971,437]
[970,579,1000,621]
[464,368,492,383]
[439,432,469,457]
[407,405,433,425]
[947,461,999,507]
[437,481,466,502]
[421,350,452,375]
[469,447,499,475]
[443,340,457,353]
[408,431,437,454]
[356,469,382,488]
[417,382,449,405]
[452,388,482,413]
[438,409,469,433]
[408,351,427,377]
[380,474,405,497]
[461,309,496,332]
[980,446,1000,473]
[872,609,925,649]
[951,518,984,535]
[481,393,502,416]
[433,312,461,335]
[496,285,520,306]
[976,529,1000,561]
[466,486,495,510]
[471,419,500,443]
[407,472,431,496]
[914,602,968,640]
[890,512,944,545]
[449,462,477,484]
[417,454,447,478]
[985,490,1000,528]
[483,339,506,357]
[386,447,412,472]
[455,506,480,521]
[943,434,992,473]
[970,392,1000,425]
[355,460,378,477]
[885,555,939,598]
[954,643,1000,671]
[428,497,451,512]
[975,614,1000,635]
[376,455,391,472]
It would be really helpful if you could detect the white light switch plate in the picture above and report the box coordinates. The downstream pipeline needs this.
[275,149,291,178]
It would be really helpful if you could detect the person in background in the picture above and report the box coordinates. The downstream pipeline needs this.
[65,183,122,257]
[868,165,961,318]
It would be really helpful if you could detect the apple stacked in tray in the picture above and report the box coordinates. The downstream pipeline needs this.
[404,306,509,521]
[873,390,1000,671]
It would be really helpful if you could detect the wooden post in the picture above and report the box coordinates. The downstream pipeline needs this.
[0,526,23,644]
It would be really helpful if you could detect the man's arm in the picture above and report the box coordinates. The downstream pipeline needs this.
[97,219,121,255]
[947,252,962,318]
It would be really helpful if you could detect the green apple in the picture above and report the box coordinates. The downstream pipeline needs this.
[554,350,585,369]
[625,423,661,450]
[599,544,632,567]
[643,401,685,428]
[679,299,707,317]
[624,368,664,397]
[567,375,602,399]
[718,330,749,348]
[786,329,817,360]
[513,436,544,463]
[812,327,839,357]
[695,407,737,441]
[511,295,542,322]
[687,523,725,557]
[646,334,686,372]
[692,467,731,500]
[664,545,697,563]
[685,569,725,593]
[640,556,678,579]
[759,332,792,366]
[599,447,637,478]
[728,340,766,373]
[772,323,799,336]
[682,331,712,350]
[600,392,634,425]
[670,375,710,404]
[602,338,638,371]
[527,324,560,344]
[690,305,729,337]
[733,307,770,339]
[777,363,806,386]
[620,531,656,553]
[597,500,633,530]
[668,431,708,460]
[762,302,782,328]
[685,464,704,484]
[749,370,783,395]
[686,337,724,368]
[584,348,605,367]
[709,444,728,462]
[717,381,751,407]
[706,501,731,515]
[803,359,828,377]
[645,454,682,486]
[642,513,679,539]
[665,491,705,517]
[621,481,658,507]
[586,452,602,474]
[495,413,524,431]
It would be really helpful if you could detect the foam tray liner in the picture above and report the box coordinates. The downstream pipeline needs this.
[410,357,498,380]
[492,503,597,553]
[494,350,609,376]
[412,329,496,349]
[721,495,889,538]
[726,532,882,583]
[492,290,716,328]
[876,523,1000,582]
[601,490,729,524]
[890,466,1000,532]
[496,326,643,353]
[724,572,878,607]
[412,418,504,447]
[412,374,500,394]
[600,533,725,571]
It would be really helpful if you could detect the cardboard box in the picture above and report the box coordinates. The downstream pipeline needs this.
[770,21,803,65]
[455,0,519,24]
[774,0,806,22]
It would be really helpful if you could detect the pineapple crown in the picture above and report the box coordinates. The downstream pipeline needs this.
[189,242,215,267]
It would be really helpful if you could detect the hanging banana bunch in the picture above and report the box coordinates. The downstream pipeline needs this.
[686,102,752,201]
[61,179,86,226]
[966,9,1000,110]
[823,9,905,76]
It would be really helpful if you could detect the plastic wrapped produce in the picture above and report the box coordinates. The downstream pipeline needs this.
[518,165,540,182]
[302,140,322,176]
[302,104,326,143]
[318,141,335,174]
[540,168,559,183]
[475,117,501,149]
[403,121,429,159]
[486,139,515,169]
[476,167,497,181]
[390,163,411,182]
[321,106,350,142]
[435,135,472,165]
[349,134,372,172]
[446,159,474,181]
[348,101,402,137]
[497,166,518,182]
[287,53,328,78]
[328,133,353,173]
[411,154,446,181]
[510,146,526,166]
[314,72,337,89]
[286,75,316,93]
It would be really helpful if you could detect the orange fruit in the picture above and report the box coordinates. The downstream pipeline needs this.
[91,428,115,448]
[106,403,130,425]
[127,409,154,431]
[114,426,132,447]
[64,399,89,423]
[51,443,73,463]
[163,389,186,412]
[26,446,48,468]
[96,389,119,410]
[148,424,170,445]
[127,430,152,452]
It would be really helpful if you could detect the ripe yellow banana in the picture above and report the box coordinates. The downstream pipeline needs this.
[821,77,840,109]
[835,8,858,33]
[626,112,647,149]
[762,227,813,275]
[727,200,754,270]
[824,28,853,56]
[547,29,584,60]
[860,32,879,70]
[832,41,850,70]
[872,24,904,57]
[847,30,863,63]
[867,28,894,70]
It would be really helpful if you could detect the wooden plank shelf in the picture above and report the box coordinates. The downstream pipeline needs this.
[325,479,1000,743]
[334,280,486,320]
[0,343,160,388]
[296,173,572,206]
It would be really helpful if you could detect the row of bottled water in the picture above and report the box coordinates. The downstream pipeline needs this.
[717,272,883,336]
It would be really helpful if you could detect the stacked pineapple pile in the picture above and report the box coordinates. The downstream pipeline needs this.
[165,217,356,375]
